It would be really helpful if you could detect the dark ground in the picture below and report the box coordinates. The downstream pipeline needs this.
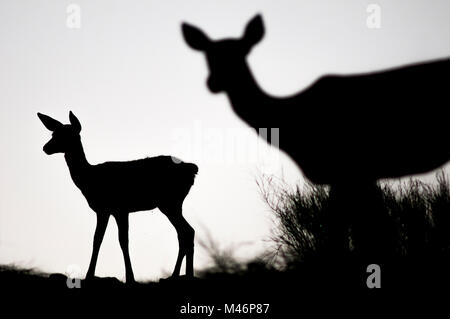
[1,260,447,317]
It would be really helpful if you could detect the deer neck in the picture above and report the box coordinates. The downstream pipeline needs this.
[225,60,275,128]
[64,139,91,189]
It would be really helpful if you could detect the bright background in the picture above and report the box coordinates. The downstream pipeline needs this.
[1,0,449,281]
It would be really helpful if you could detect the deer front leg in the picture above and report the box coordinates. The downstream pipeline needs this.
[114,213,135,284]
[86,213,110,280]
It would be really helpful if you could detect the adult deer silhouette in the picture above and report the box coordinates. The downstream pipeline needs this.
[38,112,198,283]
[182,15,450,259]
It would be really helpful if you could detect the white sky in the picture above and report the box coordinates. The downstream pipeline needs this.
[0,0,449,281]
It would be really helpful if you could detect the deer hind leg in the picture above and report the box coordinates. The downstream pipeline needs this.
[86,212,110,280]
[180,216,195,277]
[161,205,195,277]
[113,213,135,284]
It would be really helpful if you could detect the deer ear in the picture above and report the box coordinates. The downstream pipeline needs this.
[37,113,63,131]
[242,14,264,48]
[182,23,211,51]
[69,111,81,133]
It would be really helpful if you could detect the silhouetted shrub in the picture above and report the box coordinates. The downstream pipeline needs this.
[196,229,246,276]
[257,175,330,268]
[195,228,275,279]
[381,171,450,258]
[259,171,450,269]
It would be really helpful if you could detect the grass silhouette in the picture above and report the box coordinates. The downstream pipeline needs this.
[258,171,450,269]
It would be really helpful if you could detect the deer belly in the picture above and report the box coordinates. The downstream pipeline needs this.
[85,189,158,213]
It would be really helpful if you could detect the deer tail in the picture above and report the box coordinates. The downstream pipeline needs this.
[179,162,198,188]
[183,163,199,176]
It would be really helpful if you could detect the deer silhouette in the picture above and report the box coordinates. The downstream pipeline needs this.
[38,111,198,283]
[182,15,449,259]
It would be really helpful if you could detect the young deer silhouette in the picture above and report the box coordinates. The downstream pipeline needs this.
[38,111,198,283]
[182,15,449,259]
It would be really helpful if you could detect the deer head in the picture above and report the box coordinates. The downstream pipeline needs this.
[182,14,264,93]
[37,111,82,155]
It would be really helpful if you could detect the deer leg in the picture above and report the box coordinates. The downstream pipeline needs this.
[169,215,185,277]
[86,213,109,280]
[172,238,184,278]
[114,213,135,284]
[182,217,195,277]
[162,207,195,278]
